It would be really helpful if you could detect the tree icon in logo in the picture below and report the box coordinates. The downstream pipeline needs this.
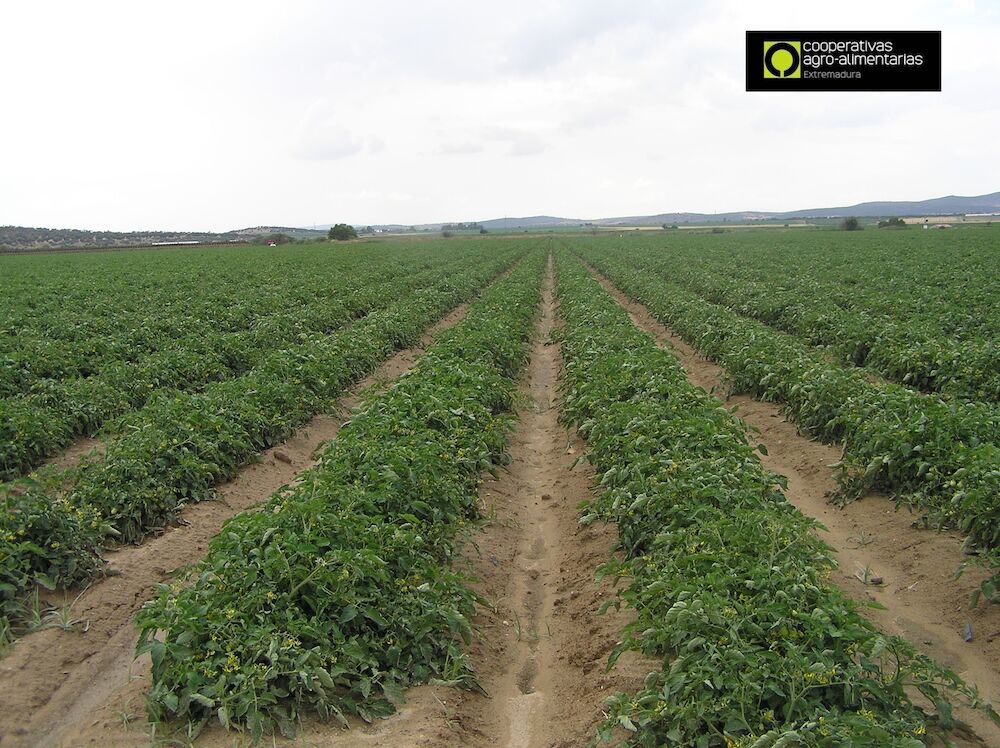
[764,41,801,78]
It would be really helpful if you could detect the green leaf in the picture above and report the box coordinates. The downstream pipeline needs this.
[316,668,335,690]
[339,604,358,624]
[162,692,179,713]
[382,680,405,706]
[190,692,215,708]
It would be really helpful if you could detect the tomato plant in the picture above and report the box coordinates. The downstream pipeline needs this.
[555,252,998,746]
[135,252,544,739]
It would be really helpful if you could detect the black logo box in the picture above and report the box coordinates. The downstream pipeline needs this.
[746,31,941,91]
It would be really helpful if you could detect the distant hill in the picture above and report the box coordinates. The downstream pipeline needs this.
[0,226,244,252]
[772,192,1000,220]
[232,226,326,240]
[478,215,585,230]
[6,191,998,252]
[464,191,1000,230]
[0,225,327,252]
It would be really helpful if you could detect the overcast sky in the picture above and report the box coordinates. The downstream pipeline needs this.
[2,0,997,231]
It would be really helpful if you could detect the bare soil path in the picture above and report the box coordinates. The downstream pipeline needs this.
[441,255,650,748]
[0,301,472,748]
[584,260,1000,745]
[243,255,650,748]
[40,436,105,473]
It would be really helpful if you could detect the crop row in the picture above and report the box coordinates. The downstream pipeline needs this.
[0,246,526,636]
[647,230,1000,343]
[134,251,544,740]
[575,248,1000,579]
[554,253,995,745]
[0,244,419,399]
[1,261,454,480]
[655,261,1000,402]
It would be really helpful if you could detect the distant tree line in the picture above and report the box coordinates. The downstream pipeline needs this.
[0,225,240,252]
[877,217,907,228]
[440,222,484,232]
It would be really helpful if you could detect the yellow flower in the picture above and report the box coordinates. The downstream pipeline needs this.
[223,651,240,673]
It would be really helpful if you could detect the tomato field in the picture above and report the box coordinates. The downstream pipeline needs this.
[1,230,998,746]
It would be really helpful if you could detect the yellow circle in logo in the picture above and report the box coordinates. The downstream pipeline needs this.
[763,41,801,79]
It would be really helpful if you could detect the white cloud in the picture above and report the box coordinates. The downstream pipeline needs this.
[0,0,997,229]
[291,101,379,161]
[436,142,486,156]
[480,125,551,157]
[292,126,366,161]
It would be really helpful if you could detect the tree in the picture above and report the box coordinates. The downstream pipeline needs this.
[328,224,358,241]
[877,217,906,228]
[441,222,483,232]
[840,216,861,231]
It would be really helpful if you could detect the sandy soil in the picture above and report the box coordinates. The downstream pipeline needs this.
[10,256,993,747]
[287,255,653,748]
[585,261,1000,745]
[61,256,652,747]
[438,256,652,748]
[0,302,472,748]
[40,436,106,474]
